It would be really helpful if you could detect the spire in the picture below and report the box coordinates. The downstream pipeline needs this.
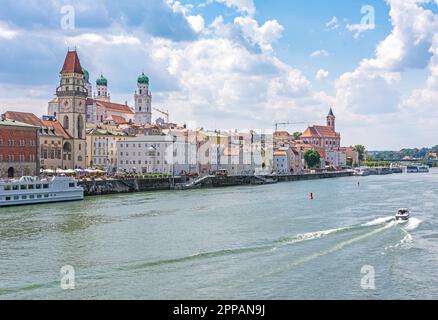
[60,50,84,75]
[328,107,335,117]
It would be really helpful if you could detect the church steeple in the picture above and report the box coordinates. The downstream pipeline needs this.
[327,107,335,130]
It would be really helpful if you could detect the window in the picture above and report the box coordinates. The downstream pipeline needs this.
[69,183,75,188]
[44,194,49,198]
[22,196,27,200]
[37,195,42,199]
[29,195,35,199]
[14,196,19,200]
[28,185,34,190]
[20,185,27,190]
[43,184,49,189]
[5,197,11,201]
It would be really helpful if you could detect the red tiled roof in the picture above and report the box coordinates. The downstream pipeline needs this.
[5,111,72,139]
[302,125,338,138]
[95,100,134,115]
[104,115,127,124]
[5,111,43,126]
[60,51,83,75]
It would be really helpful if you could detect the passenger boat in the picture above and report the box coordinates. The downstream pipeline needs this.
[354,167,370,176]
[395,208,410,222]
[417,165,430,173]
[0,176,84,207]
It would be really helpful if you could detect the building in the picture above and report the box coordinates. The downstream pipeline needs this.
[273,149,289,175]
[0,116,39,178]
[4,111,72,170]
[134,72,152,125]
[86,129,129,171]
[117,135,175,174]
[301,108,341,167]
[55,49,88,169]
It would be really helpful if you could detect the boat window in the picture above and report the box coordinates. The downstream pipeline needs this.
[22,196,27,200]
[44,194,49,198]
[13,196,19,200]
[29,195,35,199]
[4,186,11,191]
[20,185,27,190]
[37,195,42,199]
[28,185,35,190]
[43,184,49,189]
[5,197,11,201]
[36,184,42,189]
[12,185,19,190]
[69,183,75,188]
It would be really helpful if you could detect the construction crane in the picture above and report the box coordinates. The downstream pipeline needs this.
[153,107,170,123]
[274,121,307,133]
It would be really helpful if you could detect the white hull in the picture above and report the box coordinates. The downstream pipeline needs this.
[0,176,84,207]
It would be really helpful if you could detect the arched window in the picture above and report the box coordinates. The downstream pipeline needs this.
[77,115,84,139]
[63,115,69,129]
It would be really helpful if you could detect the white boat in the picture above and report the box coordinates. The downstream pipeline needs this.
[417,165,430,173]
[0,176,84,207]
[395,208,410,222]
[354,166,370,176]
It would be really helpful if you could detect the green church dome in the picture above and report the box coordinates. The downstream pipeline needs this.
[137,72,149,85]
[96,74,107,86]
[82,68,90,84]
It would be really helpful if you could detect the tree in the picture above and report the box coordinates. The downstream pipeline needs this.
[304,149,321,168]
[353,145,366,163]
[292,132,302,140]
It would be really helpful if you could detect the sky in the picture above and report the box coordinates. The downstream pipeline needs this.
[1,0,438,150]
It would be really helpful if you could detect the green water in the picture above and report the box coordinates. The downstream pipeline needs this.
[1,171,437,299]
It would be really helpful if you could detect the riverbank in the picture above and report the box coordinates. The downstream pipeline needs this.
[79,171,354,196]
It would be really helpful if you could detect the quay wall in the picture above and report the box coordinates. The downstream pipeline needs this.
[79,177,183,196]
[80,171,354,196]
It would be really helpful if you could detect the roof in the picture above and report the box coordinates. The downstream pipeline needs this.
[302,125,338,138]
[60,50,84,75]
[274,151,288,156]
[0,118,39,129]
[328,107,335,117]
[104,115,127,124]
[95,100,134,115]
[4,111,71,138]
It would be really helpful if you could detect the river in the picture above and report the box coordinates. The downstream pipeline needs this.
[1,171,437,299]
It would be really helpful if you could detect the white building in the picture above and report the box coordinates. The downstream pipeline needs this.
[117,135,175,174]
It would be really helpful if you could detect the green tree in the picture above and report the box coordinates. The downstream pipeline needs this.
[292,132,302,140]
[353,145,366,163]
[304,149,321,168]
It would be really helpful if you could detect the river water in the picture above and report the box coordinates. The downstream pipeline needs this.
[1,171,437,299]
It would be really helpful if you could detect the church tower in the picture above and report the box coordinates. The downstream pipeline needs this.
[56,49,87,169]
[327,107,335,131]
[134,72,152,125]
[95,74,110,102]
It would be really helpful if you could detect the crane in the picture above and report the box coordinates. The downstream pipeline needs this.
[274,121,308,133]
[153,107,170,123]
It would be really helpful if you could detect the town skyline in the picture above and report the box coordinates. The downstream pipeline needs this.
[1,0,438,150]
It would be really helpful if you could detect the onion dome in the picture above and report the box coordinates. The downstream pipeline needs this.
[96,74,107,86]
[137,72,149,85]
[82,68,90,84]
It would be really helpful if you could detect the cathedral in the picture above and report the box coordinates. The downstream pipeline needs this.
[48,50,153,128]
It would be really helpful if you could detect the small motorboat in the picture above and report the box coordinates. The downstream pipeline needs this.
[395,208,410,222]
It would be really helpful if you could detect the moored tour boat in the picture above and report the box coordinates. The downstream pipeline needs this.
[0,176,84,207]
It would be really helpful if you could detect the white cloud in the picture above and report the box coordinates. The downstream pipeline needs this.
[233,16,284,52]
[316,69,329,81]
[326,16,339,30]
[0,22,18,39]
[346,23,375,39]
[209,0,256,16]
[65,33,141,46]
[310,49,329,58]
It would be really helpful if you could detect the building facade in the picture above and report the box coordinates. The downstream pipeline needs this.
[0,117,39,178]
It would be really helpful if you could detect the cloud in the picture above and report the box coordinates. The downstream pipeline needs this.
[208,0,256,16]
[310,49,329,58]
[326,16,339,30]
[316,69,329,81]
[0,22,18,39]
[346,23,375,39]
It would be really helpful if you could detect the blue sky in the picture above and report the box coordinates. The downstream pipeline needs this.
[1,0,438,150]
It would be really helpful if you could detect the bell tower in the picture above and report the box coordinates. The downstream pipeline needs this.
[134,72,152,125]
[327,107,335,131]
[56,49,87,169]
